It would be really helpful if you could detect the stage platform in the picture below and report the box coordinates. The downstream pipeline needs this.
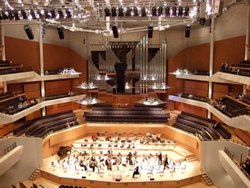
[40,133,202,188]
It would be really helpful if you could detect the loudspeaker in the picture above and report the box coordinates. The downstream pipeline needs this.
[24,25,34,40]
[57,26,64,39]
[148,25,153,38]
[112,25,119,38]
[185,25,191,38]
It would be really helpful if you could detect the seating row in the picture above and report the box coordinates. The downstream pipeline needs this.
[58,185,86,188]
[13,110,78,138]
[212,96,250,118]
[84,107,170,123]
[0,60,32,75]
[0,93,37,115]
[181,93,208,102]
[173,111,231,140]
[45,91,76,101]
[220,60,250,77]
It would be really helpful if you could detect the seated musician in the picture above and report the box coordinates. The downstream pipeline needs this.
[89,156,97,172]
[132,166,140,178]
[105,156,112,171]
[126,152,133,165]
[163,154,169,169]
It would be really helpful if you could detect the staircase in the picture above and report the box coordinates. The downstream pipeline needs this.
[201,172,213,186]
[29,169,41,181]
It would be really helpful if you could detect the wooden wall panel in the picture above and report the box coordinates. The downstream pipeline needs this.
[45,80,71,96]
[43,43,69,71]
[7,83,23,93]
[184,81,208,97]
[5,37,40,72]
[23,82,40,98]
[46,102,80,115]
[174,102,208,118]
[213,36,245,72]
[213,83,229,100]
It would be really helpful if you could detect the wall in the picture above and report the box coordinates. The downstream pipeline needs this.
[201,140,249,188]
[0,137,42,187]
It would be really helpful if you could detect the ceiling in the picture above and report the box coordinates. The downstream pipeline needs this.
[0,0,247,34]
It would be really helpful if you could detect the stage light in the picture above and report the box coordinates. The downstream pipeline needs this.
[185,25,191,38]
[57,26,64,39]
[133,7,139,16]
[152,7,157,16]
[178,6,183,17]
[118,7,124,17]
[104,7,111,17]
[125,7,132,17]
[111,7,117,17]
[57,9,64,18]
[172,6,177,16]
[148,25,153,38]
[24,25,34,40]
[165,6,170,16]
[21,10,28,19]
[112,25,119,38]
[184,7,189,16]
[141,7,147,17]
[158,6,163,16]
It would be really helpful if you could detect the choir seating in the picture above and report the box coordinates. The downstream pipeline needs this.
[45,91,76,101]
[212,96,250,118]
[173,111,231,140]
[220,60,250,77]
[0,93,37,115]
[84,106,170,123]
[181,93,208,102]
[13,111,78,138]
[0,60,32,75]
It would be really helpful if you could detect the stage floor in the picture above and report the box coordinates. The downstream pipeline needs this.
[40,133,202,184]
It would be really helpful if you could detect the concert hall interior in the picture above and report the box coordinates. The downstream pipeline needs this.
[0,0,250,188]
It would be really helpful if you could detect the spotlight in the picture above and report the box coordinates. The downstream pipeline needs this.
[57,26,64,39]
[65,9,72,18]
[178,6,183,17]
[172,6,177,16]
[148,25,153,38]
[125,7,132,17]
[104,7,111,17]
[141,7,147,17]
[118,7,124,17]
[152,7,157,16]
[165,6,170,17]
[158,6,163,16]
[24,25,34,40]
[184,7,189,17]
[58,9,64,18]
[133,7,139,16]
[185,25,191,38]
[111,7,117,17]
[21,10,28,19]
[112,25,119,38]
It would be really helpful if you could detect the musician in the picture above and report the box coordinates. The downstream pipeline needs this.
[126,152,133,165]
[158,152,163,165]
[115,152,122,165]
[105,156,112,171]
[89,156,97,172]
[163,154,169,169]
[132,166,140,178]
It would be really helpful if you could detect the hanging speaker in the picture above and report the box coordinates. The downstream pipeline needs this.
[112,25,119,38]
[185,25,191,38]
[57,26,64,39]
[148,25,153,38]
[24,25,34,40]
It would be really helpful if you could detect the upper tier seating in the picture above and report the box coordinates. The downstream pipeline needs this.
[220,60,250,77]
[0,60,32,75]
[0,93,37,115]
[173,111,231,140]
[84,106,170,123]
[181,93,208,102]
[45,91,76,101]
[212,96,250,118]
[13,110,78,138]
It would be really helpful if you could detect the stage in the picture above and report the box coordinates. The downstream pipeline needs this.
[40,133,202,188]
